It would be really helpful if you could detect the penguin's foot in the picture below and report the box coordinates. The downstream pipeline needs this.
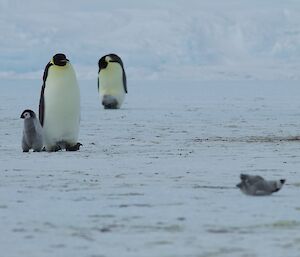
[104,103,118,109]
[66,142,82,151]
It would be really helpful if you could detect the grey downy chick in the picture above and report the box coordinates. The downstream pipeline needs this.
[20,109,43,152]
[237,174,285,196]
[102,95,118,109]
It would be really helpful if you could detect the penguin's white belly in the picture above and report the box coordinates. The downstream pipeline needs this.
[99,65,125,107]
[43,67,80,147]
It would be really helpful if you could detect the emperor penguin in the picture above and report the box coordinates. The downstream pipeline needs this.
[20,109,43,152]
[236,174,285,196]
[39,53,81,152]
[97,53,127,109]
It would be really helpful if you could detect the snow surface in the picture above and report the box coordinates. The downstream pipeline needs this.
[1,79,300,257]
[1,0,300,256]
[0,0,300,80]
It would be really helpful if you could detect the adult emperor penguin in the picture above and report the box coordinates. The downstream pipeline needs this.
[97,53,127,109]
[39,53,81,152]
[20,109,43,152]
[236,174,285,196]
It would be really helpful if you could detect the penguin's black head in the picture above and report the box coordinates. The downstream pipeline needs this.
[52,53,69,66]
[98,53,123,71]
[20,109,36,119]
[107,53,123,64]
[98,55,108,70]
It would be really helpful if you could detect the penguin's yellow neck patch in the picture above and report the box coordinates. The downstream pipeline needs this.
[105,56,112,63]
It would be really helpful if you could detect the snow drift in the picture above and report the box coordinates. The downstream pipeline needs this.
[0,0,299,80]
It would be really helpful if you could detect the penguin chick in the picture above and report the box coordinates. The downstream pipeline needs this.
[98,53,127,109]
[102,95,118,109]
[236,174,285,196]
[20,109,43,152]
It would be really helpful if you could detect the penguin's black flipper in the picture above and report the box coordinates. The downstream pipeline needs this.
[122,65,127,93]
[39,62,53,126]
[39,84,45,126]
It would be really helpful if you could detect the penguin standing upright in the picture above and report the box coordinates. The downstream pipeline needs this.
[20,109,43,152]
[39,53,81,152]
[98,53,127,109]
